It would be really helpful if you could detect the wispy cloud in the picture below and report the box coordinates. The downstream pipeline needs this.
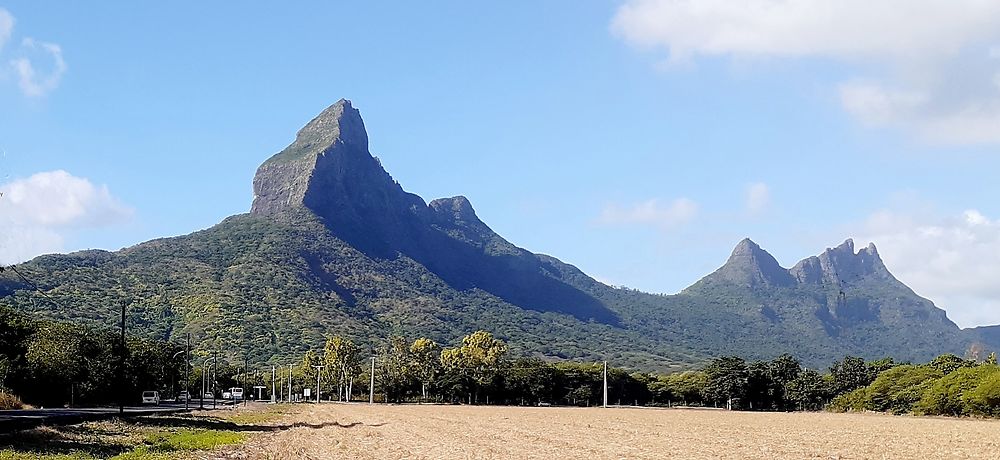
[852,207,1000,327]
[0,9,12,52]
[745,182,769,216]
[0,9,67,97]
[612,0,1000,145]
[0,170,132,264]
[598,198,698,229]
[9,38,66,97]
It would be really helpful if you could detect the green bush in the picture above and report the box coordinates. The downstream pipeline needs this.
[963,372,1000,417]
[864,365,942,414]
[828,387,867,413]
[915,365,1000,416]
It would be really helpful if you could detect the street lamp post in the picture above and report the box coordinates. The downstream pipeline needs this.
[201,358,213,410]
[312,365,324,404]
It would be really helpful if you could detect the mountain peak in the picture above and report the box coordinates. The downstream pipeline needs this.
[791,238,891,285]
[699,238,793,288]
[732,238,761,256]
[250,99,422,226]
[429,196,479,223]
[294,99,368,152]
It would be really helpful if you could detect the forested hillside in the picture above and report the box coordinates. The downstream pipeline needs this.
[0,100,992,370]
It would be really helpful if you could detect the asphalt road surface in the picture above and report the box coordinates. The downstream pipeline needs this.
[0,401,198,433]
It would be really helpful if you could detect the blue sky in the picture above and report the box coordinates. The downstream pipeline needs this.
[3,1,1000,327]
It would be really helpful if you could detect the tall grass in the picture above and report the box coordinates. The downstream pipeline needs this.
[0,392,25,410]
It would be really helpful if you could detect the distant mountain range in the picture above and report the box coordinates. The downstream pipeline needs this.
[2,99,996,370]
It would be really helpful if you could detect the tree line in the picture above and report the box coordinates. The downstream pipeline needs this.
[4,303,1000,419]
[0,305,189,408]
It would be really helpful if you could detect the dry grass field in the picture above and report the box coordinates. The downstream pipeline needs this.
[211,404,1000,459]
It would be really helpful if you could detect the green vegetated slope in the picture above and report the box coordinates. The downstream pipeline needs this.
[0,99,989,370]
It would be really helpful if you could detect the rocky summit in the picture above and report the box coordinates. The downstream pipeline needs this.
[0,100,995,370]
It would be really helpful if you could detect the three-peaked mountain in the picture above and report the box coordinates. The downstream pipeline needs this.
[1,100,994,369]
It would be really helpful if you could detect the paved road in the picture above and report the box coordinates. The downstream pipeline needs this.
[0,402,199,433]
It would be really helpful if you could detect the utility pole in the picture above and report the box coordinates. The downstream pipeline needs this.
[603,361,608,409]
[244,355,250,407]
[119,299,127,415]
[271,365,276,403]
[288,364,292,402]
[185,334,191,410]
[312,365,324,404]
[369,357,375,404]
[201,358,212,410]
[213,347,218,409]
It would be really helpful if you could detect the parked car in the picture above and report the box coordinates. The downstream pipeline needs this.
[141,391,160,405]
[203,392,214,399]
[177,391,190,402]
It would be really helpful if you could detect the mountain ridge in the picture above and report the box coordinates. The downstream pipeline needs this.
[0,99,991,370]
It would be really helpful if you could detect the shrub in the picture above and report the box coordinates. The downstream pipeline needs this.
[828,387,867,413]
[963,372,1000,418]
[0,391,25,410]
[915,365,1000,416]
[864,365,942,415]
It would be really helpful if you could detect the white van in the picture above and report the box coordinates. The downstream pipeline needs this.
[141,390,160,405]
[228,387,244,400]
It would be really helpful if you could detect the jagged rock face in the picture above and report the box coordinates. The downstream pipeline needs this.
[248,100,619,324]
[251,99,429,256]
[790,239,892,286]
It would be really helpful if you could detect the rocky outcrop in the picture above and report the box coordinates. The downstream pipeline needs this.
[790,239,893,286]
[248,99,619,324]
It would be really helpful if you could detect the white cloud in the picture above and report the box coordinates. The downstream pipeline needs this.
[852,208,1000,328]
[10,38,67,98]
[745,182,769,215]
[0,9,12,51]
[598,197,698,229]
[0,170,132,265]
[612,0,1000,145]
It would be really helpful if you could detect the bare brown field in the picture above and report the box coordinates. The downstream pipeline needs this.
[217,404,1000,459]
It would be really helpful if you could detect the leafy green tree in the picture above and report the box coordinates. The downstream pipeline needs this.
[963,371,1000,417]
[323,336,362,401]
[830,356,873,395]
[409,338,440,401]
[785,369,828,411]
[702,356,748,409]
[864,365,943,414]
[440,331,507,404]
[377,336,414,402]
[916,364,1000,416]
[927,354,974,375]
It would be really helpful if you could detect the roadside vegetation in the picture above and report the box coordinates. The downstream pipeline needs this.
[4,296,1000,420]
[292,330,1000,419]
[0,405,294,459]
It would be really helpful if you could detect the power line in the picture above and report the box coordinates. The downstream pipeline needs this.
[6,264,73,311]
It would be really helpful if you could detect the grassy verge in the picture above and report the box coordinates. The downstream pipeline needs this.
[0,404,298,459]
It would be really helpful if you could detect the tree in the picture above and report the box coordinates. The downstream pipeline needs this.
[440,331,508,404]
[409,338,440,402]
[830,356,872,395]
[785,369,828,411]
[916,364,999,416]
[377,336,414,402]
[702,356,748,409]
[323,336,361,401]
[927,354,974,375]
[864,365,942,414]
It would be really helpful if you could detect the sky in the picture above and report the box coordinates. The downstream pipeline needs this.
[2,1,1000,328]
